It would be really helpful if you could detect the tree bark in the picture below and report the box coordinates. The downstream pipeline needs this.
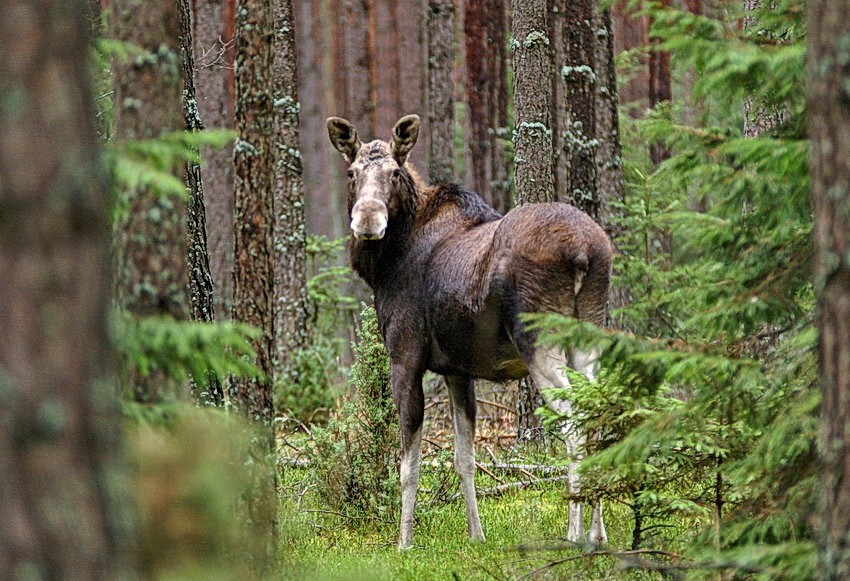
[511,0,553,438]
[295,0,345,239]
[742,0,788,138]
[112,0,189,403]
[511,0,554,205]
[559,0,599,218]
[192,0,236,320]
[611,2,649,116]
[466,0,510,212]
[274,0,310,390]
[427,0,456,184]
[179,0,224,407]
[231,0,278,567]
[0,0,134,575]
[594,5,631,330]
[648,0,672,165]
[807,1,850,577]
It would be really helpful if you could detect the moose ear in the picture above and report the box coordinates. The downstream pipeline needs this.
[327,117,361,163]
[390,114,420,166]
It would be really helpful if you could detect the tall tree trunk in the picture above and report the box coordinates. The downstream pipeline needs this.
[0,0,134,574]
[466,0,510,212]
[296,0,345,239]
[511,0,553,438]
[559,0,599,218]
[231,0,278,566]
[549,0,569,200]
[594,5,631,330]
[648,0,672,165]
[112,0,189,403]
[511,0,554,204]
[742,0,787,138]
[371,0,401,133]
[807,1,850,578]
[179,0,224,407]
[274,0,310,391]
[339,0,375,136]
[192,0,236,321]
[611,2,649,116]
[428,0,456,184]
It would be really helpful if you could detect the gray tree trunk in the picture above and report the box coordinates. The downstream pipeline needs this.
[511,0,553,438]
[465,0,510,212]
[427,0,456,184]
[273,0,310,391]
[807,1,850,577]
[179,0,224,406]
[512,0,554,205]
[0,0,135,574]
[192,0,236,320]
[231,0,278,567]
[560,0,599,218]
[594,5,631,330]
[111,0,189,403]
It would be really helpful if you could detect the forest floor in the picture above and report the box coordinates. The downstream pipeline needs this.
[278,466,659,581]
[276,381,696,580]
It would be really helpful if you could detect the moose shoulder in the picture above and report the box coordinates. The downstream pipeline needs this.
[327,114,612,549]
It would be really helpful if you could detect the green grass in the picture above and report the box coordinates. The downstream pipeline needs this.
[278,465,674,581]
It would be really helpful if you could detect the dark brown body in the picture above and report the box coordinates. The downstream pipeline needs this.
[328,114,612,548]
[353,184,611,384]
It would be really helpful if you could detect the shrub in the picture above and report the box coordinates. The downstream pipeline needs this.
[311,303,399,521]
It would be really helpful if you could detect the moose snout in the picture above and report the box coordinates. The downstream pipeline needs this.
[350,198,388,240]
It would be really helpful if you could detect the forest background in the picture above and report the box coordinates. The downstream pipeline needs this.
[1,0,849,579]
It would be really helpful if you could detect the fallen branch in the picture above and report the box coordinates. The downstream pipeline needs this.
[515,548,686,581]
[425,397,516,415]
[478,462,571,475]
[447,475,571,502]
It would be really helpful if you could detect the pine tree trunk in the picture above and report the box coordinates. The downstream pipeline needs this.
[179,0,224,407]
[466,0,510,211]
[648,0,672,165]
[807,1,850,577]
[0,1,134,574]
[339,0,375,135]
[511,0,554,204]
[296,0,345,240]
[549,0,569,201]
[112,0,189,403]
[511,0,553,438]
[231,0,278,566]
[594,6,631,330]
[193,0,236,321]
[428,0,456,184]
[611,2,649,116]
[560,0,599,218]
[273,0,310,389]
[488,0,511,215]
[742,0,787,138]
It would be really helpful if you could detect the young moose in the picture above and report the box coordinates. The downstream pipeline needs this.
[327,114,612,549]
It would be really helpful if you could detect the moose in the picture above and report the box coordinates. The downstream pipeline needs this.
[327,114,612,549]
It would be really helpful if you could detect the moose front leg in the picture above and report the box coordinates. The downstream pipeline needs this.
[446,375,485,542]
[392,363,424,549]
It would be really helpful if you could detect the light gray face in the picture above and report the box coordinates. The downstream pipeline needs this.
[327,115,421,241]
[345,141,399,240]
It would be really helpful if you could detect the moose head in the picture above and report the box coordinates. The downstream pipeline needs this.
[327,114,421,241]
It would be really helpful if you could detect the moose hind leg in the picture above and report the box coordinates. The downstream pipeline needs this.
[446,375,485,541]
[526,346,584,543]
